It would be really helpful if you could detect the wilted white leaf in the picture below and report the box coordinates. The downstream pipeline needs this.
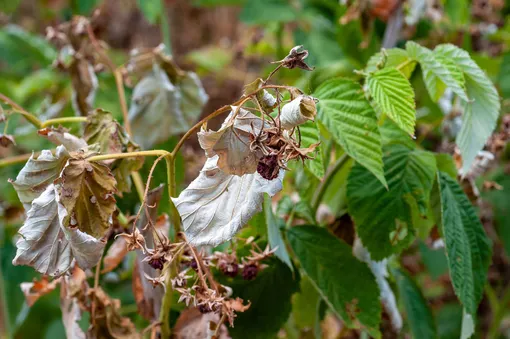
[198,107,265,176]
[129,64,208,149]
[38,127,87,151]
[280,95,317,130]
[10,145,70,209]
[172,156,284,246]
[12,184,105,276]
[353,238,403,331]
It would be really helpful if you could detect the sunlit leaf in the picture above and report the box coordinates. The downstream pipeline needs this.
[366,48,417,79]
[172,156,284,246]
[368,67,416,136]
[435,44,501,173]
[406,41,468,102]
[314,78,386,187]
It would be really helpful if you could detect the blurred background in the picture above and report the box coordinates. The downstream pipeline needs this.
[0,0,509,338]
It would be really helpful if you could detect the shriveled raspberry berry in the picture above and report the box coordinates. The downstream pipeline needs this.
[219,261,239,278]
[242,264,259,280]
[257,155,280,180]
[148,257,166,270]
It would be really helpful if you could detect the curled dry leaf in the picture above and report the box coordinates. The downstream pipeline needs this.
[21,276,61,306]
[57,155,117,238]
[38,127,88,151]
[172,156,284,246]
[13,184,105,276]
[60,266,87,339]
[70,60,98,116]
[10,145,70,209]
[128,59,208,149]
[101,236,129,274]
[280,95,318,130]
[198,107,266,176]
[84,109,144,194]
[0,133,16,147]
[244,78,277,113]
[174,307,230,339]
[86,288,141,339]
[133,185,166,320]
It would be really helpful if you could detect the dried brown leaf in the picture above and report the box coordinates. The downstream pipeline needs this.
[101,236,129,274]
[198,107,265,176]
[57,155,117,238]
[38,127,87,151]
[21,276,61,306]
[174,307,230,339]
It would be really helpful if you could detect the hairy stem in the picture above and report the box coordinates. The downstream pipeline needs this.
[41,116,88,127]
[131,171,146,202]
[0,94,42,128]
[87,150,170,162]
[311,154,349,215]
[0,153,35,168]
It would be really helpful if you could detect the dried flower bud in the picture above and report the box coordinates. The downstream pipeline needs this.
[257,155,280,180]
[273,45,314,71]
[279,95,317,130]
[190,259,199,272]
[198,304,212,314]
[242,264,259,281]
[0,134,16,148]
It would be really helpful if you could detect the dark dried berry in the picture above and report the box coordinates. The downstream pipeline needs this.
[190,259,198,272]
[257,155,279,180]
[242,264,259,280]
[198,304,212,314]
[219,261,239,278]
[148,257,166,270]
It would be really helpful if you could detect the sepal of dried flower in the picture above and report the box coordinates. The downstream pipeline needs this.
[272,45,314,71]
[280,95,318,130]
[0,134,16,147]
[116,228,146,253]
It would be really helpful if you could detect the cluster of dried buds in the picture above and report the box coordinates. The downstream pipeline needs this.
[45,12,105,116]
[207,242,277,280]
[198,46,319,181]
[487,114,510,155]
[117,225,277,327]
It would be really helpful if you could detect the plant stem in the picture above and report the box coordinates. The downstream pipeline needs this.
[41,116,87,127]
[160,0,172,54]
[488,284,510,339]
[396,59,413,72]
[131,171,146,202]
[171,105,231,157]
[0,152,35,168]
[87,150,170,162]
[158,260,176,338]
[114,70,131,135]
[0,94,42,128]
[311,154,349,215]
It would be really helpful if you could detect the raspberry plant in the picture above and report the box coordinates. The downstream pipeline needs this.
[0,5,507,339]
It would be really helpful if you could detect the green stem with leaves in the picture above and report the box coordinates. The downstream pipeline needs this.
[487,284,510,339]
[311,154,349,215]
